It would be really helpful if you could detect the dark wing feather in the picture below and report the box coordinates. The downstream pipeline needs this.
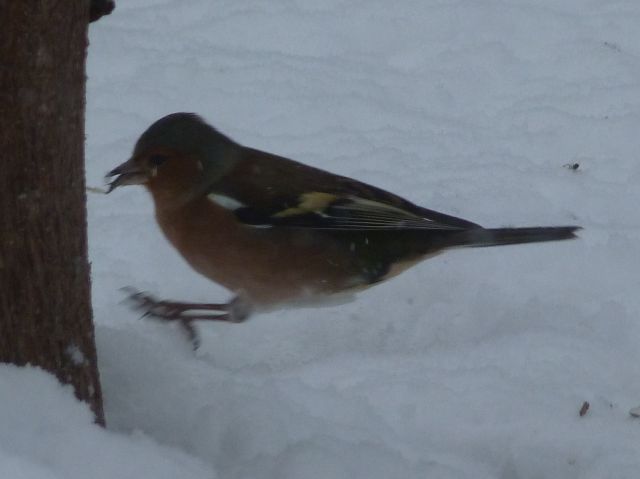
[214,147,480,231]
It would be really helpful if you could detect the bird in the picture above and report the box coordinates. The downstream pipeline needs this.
[107,112,580,346]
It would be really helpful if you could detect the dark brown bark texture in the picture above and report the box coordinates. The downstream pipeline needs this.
[0,2,104,424]
[90,0,115,22]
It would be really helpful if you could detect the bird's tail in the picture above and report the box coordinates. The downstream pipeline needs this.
[444,226,581,249]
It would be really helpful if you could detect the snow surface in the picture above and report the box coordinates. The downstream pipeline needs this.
[6,0,640,477]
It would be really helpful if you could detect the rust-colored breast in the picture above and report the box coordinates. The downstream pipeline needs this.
[154,197,364,308]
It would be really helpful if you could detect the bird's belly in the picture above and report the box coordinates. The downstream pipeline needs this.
[157,207,364,308]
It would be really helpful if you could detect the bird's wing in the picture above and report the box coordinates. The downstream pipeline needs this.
[209,147,480,231]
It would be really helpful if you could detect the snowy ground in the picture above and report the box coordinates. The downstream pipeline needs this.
[4,1,640,477]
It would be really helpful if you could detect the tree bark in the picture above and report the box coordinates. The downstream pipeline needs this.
[0,2,104,424]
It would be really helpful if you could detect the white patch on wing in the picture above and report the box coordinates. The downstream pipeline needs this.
[207,193,245,210]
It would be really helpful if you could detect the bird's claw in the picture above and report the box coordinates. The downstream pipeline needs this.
[120,287,203,349]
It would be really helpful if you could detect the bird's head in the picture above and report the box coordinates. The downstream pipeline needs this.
[106,113,237,204]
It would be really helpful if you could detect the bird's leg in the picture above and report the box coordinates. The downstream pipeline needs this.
[121,287,252,348]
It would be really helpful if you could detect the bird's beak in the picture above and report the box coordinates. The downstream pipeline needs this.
[105,157,148,193]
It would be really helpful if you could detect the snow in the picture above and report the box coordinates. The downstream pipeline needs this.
[6,0,640,477]
[0,365,212,479]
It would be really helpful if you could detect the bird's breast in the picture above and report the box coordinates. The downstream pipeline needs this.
[154,198,365,308]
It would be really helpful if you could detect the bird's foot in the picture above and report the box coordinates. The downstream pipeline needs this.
[120,287,251,349]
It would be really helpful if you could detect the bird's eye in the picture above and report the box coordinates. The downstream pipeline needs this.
[149,154,168,166]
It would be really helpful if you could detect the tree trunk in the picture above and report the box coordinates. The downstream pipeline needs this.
[0,2,104,425]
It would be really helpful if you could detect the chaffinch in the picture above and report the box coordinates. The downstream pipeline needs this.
[107,113,579,345]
